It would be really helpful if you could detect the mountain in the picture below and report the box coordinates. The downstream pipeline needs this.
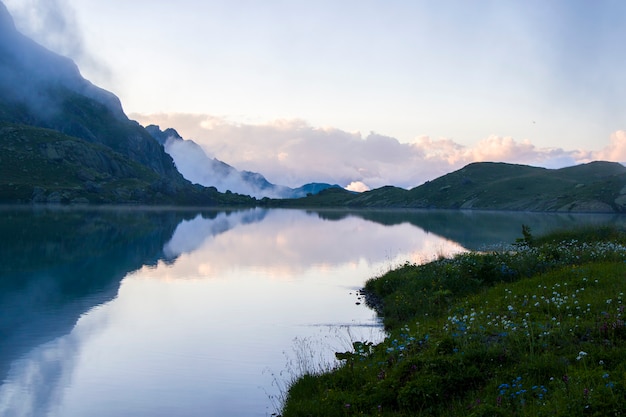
[275,161,626,213]
[145,124,342,199]
[0,2,254,205]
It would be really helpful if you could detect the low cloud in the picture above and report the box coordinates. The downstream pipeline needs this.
[4,0,111,83]
[595,130,626,162]
[346,181,370,192]
[132,112,625,191]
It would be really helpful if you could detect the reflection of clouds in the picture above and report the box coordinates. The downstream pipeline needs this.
[0,311,107,417]
[0,338,75,417]
[163,214,230,259]
[163,209,268,259]
[151,210,466,280]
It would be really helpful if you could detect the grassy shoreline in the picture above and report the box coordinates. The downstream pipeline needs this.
[280,226,626,416]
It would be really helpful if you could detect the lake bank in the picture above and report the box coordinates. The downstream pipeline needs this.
[281,225,626,416]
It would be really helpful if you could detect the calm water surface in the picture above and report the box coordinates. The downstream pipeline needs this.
[0,207,623,416]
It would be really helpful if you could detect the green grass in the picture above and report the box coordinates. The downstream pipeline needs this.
[280,226,626,416]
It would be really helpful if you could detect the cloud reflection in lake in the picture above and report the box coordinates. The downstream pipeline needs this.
[154,208,467,281]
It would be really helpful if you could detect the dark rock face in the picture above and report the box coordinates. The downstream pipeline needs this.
[145,125,184,145]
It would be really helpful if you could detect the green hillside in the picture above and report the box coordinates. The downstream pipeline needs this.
[402,162,626,212]
[275,162,626,213]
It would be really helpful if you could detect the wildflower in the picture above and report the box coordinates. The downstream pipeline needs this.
[576,351,587,360]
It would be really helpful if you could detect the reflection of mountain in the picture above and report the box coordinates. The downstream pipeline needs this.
[0,207,262,383]
[311,209,626,250]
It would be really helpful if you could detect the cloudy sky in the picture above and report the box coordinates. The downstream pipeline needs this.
[5,0,626,190]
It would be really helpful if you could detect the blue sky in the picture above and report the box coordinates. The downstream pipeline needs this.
[5,0,626,189]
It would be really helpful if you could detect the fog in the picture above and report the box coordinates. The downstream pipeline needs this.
[0,1,124,122]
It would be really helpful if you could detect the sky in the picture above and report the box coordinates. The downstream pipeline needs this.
[4,0,626,190]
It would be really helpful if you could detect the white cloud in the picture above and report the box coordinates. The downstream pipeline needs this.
[132,112,625,191]
[594,130,626,162]
[345,181,370,193]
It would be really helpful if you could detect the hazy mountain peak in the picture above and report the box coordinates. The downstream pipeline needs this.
[145,124,183,145]
[0,2,124,120]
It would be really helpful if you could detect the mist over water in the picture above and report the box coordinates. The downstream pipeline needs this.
[1,207,623,416]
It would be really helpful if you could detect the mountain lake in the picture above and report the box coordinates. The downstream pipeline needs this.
[1,206,624,417]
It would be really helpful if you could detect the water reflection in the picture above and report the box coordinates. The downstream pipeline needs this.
[154,208,467,281]
[0,207,622,417]
[0,207,264,417]
[163,209,269,259]
[0,208,256,380]
[315,209,626,250]
[0,315,98,417]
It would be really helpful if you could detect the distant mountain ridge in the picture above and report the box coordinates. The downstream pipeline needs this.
[277,161,626,213]
[145,124,343,199]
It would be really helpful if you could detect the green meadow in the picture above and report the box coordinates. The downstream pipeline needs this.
[281,226,626,416]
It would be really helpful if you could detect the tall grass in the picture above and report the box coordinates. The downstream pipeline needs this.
[280,226,626,416]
